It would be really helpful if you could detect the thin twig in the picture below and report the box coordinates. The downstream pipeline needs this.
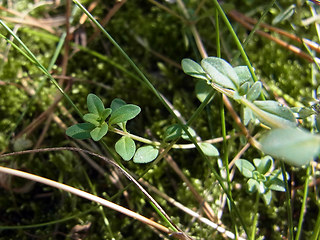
[0,165,171,235]
[0,147,191,239]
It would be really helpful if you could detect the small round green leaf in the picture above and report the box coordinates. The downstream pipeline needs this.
[109,104,141,125]
[201,57,239,90]
[238,82,250,96]
[101,108,112,122]
[66,123,96,140]
[181,58,208,80]
[87,94,105,115]
[247,178,259,193]
[234,66,253,84]
[199,143,219,157]
[253,156,273,175]
[246,81,262,101]
[164,124,183,141]
[262,190,272,205]
[235,159,255,178]
[295,107,315,119]
[83,113,100,126]
[90,122,108,141]
[115,136,136,161]
[133,146,159,164]
[266,177,286,192]
[111,98,126,111]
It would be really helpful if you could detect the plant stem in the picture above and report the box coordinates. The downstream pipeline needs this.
[251,191,260,240]
[216,6,237,238]
[281,162,294,240]
[310,207,320,240]
[295,165,311,240]
[211,0,259,84]
[72,1,250,237]
[0,165,171,235]
[231,0,277,64]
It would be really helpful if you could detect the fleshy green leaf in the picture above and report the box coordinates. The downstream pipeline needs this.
[239,82,250,96]
[195,80,214,102]
[235,159,255,178]
[246,81,262,101]
[101,108,112,121]
[111,98,126,111]
[201,57,239,90]
[254,156,273,175]
[272,4,296,25]
[133,146,159,164]
[262,190,272,205]
[164,124,183,141]
[260,127,320,166]
[87,94,105,115]
[253,100,296,128]
[109,104,141,125]
[267,177,286,192]
[83,113,100,126]
[115,136,136,161]
[199,143,219,156]
[316,114,320,132]
[247,178,259,193]
[181,58,208,80]
[234,66,253,84]
[90,122,108,141]
[243,106,255,126]
[66,123,96,140]
[295,107,315,119]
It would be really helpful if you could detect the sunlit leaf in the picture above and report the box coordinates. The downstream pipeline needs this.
[260,127,320,166]
[83,113,100,126]
[133,145,159,164]
[90,122,108,141]
[239,82,250,96]
[262,190,272,205]
[87,93,105,115]
[247,178,259,193]
[199,142,219,156]
[111,98,126,111]
[201,57,239,90]
[234,65,253,84]
[243,106,255,125]
[101,108,112,121]
[253,100,296,128]
[247,81,262,101]
[254,156,273,175]
[267,177,286,192]
[181,58,208,80]
[235,159,255,178]
[115,136,136,161]
[109,104,141,125]
[293,107,315,119]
